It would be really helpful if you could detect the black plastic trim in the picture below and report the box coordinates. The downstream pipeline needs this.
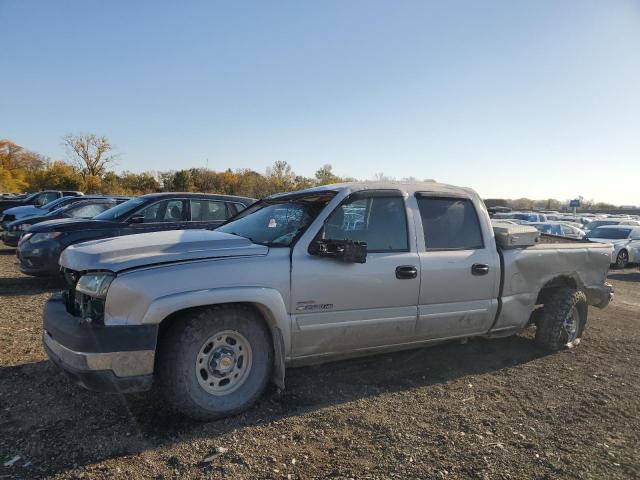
[43,294,158,353]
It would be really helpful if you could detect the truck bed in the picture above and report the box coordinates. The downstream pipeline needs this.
[492,237,613,334]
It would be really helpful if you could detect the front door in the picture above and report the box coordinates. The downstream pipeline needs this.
[414,194,501,339]
[126,199,189,234]
[290,190,420,358]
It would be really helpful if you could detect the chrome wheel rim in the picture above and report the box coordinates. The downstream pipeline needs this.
[563,306,580,343]
[195,330,252,396]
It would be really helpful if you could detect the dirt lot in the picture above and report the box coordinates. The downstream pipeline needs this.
[0,249,639,480]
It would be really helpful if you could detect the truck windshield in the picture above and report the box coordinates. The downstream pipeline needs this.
[218,192,336,247]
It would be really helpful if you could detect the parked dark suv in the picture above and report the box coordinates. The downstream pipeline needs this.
[2,196,131,247]
[17,192,255,276]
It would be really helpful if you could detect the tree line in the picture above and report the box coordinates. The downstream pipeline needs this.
[0,135,352,198]
[0,134,623,208]
[484,197,618,212]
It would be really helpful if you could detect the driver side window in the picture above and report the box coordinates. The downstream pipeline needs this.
[319,194,409,252]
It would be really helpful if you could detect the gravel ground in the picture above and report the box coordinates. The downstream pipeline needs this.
[0,249,639,479]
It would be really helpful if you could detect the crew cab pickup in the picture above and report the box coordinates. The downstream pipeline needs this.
[43,182,613,420]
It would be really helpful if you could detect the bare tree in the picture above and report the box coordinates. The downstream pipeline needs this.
[62,133,117,178]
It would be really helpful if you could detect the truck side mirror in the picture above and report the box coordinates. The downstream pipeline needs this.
[309,239,367,264]
[128,215,144,224]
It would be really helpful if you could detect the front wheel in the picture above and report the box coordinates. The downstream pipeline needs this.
[615,249,629,269]
[535,289,587,351]
[157,305,273,420]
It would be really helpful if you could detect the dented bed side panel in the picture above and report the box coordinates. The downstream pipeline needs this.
[491,243,613,331]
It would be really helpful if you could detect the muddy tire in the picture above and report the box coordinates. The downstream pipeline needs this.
[157,305,272,420]
[535,288,587,351]
[615,249,629,269]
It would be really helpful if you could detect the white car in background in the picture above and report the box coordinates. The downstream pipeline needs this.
[585,219,640,232]
[528,222,586,239]
[586,225,640,269]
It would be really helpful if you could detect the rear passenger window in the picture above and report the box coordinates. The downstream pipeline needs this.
[417,197,484,250]
[321,193,408,251]
[190,200,227,221]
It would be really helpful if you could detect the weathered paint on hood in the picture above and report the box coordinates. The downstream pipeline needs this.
[59,230,268,272]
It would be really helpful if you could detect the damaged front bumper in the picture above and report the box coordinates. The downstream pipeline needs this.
[585,282,614,309]
[43,294,157,393]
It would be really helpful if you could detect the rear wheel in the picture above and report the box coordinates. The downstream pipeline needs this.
[157,305,272,420]
[615,249,629,269]
[535,288,587,351]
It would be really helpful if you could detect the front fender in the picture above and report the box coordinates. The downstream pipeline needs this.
[141,286,290,390]
[141,286,291,353]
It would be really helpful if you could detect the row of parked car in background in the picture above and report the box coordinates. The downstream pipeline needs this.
[0,191,255,276]
[2,190,639,276]
[489,209,640,269]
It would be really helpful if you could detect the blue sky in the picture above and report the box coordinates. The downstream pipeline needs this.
[2,0,639,204]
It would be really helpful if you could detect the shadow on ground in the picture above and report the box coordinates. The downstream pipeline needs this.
[0,334,549,477]
[0,249,16,256]
[608,272,640,283]
[0,273,64,295]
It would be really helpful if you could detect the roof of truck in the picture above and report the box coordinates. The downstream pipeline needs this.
[269,181,478,199]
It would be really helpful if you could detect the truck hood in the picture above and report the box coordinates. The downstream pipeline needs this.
[60,229,269,272]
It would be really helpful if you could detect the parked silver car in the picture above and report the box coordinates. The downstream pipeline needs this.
[586,225,640,268]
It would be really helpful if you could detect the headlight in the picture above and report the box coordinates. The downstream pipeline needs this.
[18,224,31,231]
[29,232,62,243]
[76,272,115,299]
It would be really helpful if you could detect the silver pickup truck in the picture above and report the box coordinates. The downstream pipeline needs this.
[42,182,613,420]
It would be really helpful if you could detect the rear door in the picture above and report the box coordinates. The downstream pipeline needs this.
[290,190,420,357]
[414,193,501,340]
